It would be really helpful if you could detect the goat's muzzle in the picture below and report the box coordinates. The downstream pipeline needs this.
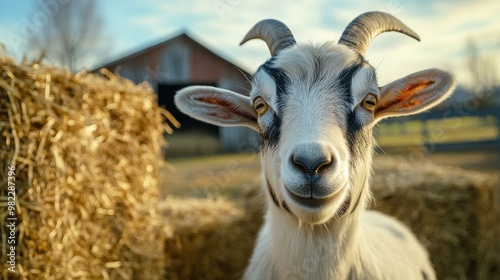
[284,142,344,200]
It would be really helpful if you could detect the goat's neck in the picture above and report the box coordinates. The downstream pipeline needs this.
[265,158,372,278]
[267,206,363,278]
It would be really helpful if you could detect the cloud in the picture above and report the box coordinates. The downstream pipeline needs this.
[0,0,493,86]
[181,0,499,86]
[7,0,490,86]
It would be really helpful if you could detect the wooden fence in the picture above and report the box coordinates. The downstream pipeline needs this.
[375,106,500,152]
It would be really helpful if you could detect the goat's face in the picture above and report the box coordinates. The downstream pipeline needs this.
[175,12,455,225]
[252,44,377,223]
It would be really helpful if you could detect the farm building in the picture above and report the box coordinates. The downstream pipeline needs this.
[98,33,258,155]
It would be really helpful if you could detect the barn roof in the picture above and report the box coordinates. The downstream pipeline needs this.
[95,32,251,77]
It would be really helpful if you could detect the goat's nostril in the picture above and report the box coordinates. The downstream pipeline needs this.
[292,156,308,173]
[316,157,332,173]
[292,154,333,175]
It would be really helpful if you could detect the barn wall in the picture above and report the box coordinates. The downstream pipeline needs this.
[101,34,255,154]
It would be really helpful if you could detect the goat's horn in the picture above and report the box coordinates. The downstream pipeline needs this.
[240,19,296,56]
[338,11,420,55]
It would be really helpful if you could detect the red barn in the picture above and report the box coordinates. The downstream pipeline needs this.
[98,33,258,155]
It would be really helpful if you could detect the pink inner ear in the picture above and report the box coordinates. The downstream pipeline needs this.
[208,112,232,120]
[400,80,435,108]
[403,80,434,93]
[377,79,435,113]
[195,96,232,107]
[195,95,257,122]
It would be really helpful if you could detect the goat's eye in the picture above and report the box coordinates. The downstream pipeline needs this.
[361,93,377,112]
[253,96,268,116]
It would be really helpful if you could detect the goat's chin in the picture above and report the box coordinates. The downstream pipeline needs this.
[286,187,350,225]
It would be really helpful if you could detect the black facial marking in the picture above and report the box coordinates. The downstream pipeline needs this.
[349,182,364,214]
[257,63,290,149]
[335,58,374,160]
[422,270,429,280]
[260,113,282,148]
[266,177,291,214]
[345,110,372,160]
[261,56,277,69]
[266,177,280,209]
[335,192,351,218]
[262,64,290,100]
[342,62,372,160]
[336,61,364,106]
[282,200,291,213]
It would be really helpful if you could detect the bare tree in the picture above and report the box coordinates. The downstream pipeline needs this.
[466,38,498,104]
[29,0,108,72]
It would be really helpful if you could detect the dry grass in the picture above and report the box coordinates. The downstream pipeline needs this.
[372,160,500,280]
[160,153,261,200]
[161,196,262,279]
[0,57,176,279]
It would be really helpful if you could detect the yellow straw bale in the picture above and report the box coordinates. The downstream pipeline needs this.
[0,57,174,279]
[371,160,499,280]
[161,196,262,280]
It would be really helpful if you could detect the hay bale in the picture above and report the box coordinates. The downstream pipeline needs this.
[371,160,500,280]
[0,57,175,279]
[161,195,262,280]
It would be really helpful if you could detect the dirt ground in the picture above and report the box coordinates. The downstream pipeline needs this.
[161,149,499,199]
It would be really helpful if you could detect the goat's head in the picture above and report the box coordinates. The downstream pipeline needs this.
[175,12,455,225]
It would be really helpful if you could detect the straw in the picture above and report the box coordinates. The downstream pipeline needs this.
[0,57,176,279]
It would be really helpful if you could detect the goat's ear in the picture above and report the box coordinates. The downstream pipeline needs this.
[375,69,455,121]
[175,86,258,131]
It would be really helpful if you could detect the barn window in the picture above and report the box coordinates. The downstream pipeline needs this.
[161,43,189,82]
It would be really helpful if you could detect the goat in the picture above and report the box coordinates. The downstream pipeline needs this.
[175,11,455,280]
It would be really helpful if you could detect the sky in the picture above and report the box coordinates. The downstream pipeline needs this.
[0,0,499,87]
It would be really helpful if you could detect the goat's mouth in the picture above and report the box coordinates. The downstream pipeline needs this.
[284,185,351,224]
[285,188,340,209]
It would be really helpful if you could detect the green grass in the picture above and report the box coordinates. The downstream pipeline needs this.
[376,116,499,147]
[165,131,221,157]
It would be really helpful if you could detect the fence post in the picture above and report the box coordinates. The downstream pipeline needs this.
[496,111,500,149]
[421,115,430,153]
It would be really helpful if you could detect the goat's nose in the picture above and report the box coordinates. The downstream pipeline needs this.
[291,153,333,175]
